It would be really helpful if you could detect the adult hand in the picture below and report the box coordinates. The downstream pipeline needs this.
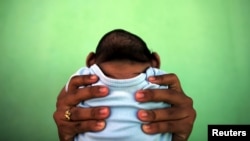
[136,73,196,141]
[53,75,110,141]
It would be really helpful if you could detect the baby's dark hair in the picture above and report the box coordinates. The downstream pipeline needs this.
[95,29,153,63]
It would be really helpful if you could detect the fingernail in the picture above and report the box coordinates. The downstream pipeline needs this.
[136,92,144,99]
[96,121,105,129]
[148,76,156,81]
[90,75,97,80]
[140,110,148,118]
[99,107,108,114]
[99,87,107,93]
[142,124,151,132]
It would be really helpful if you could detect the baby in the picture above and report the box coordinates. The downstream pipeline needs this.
[66,29,172,141]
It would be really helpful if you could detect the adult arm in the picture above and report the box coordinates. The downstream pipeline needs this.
[136,73,196,141]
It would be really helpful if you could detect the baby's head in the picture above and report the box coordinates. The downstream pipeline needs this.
[86,29,161,78]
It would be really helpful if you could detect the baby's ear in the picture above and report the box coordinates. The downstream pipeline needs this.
[151,52,161,68]
[86,52,96,67]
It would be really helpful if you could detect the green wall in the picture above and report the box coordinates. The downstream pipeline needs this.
[0,0,249,140]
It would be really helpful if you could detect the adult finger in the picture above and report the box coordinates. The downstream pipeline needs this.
[137,107,189,122]
[62,120,106,133]
[69,107,110,121]
[56,119,106,141]
[135,89,189,105]
[54,106,110,121]
[57,75,98,100]
[67,75,99,92]
[148,73,183,93]
[141,120,193,141]
[63,85,109,107]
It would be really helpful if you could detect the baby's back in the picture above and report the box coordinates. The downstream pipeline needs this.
[73,64,172,141]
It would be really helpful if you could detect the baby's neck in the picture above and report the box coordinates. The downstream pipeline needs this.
[98,60,151,79]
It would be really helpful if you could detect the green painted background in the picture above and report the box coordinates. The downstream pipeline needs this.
[0,0,249,140]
